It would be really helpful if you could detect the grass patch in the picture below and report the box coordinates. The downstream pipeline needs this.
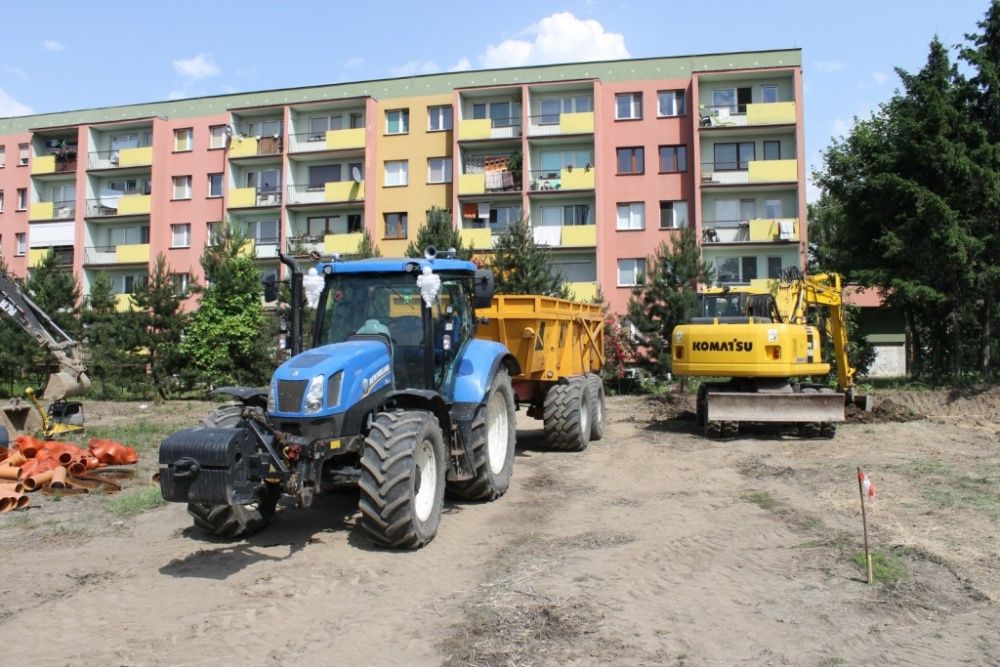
[742,490,778,511]
[896,457,1000,519]
[86,418,194,454]
[106,486,165,517]
[852,549,908,583]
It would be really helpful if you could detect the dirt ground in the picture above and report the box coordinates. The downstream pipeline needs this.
[0,389,998,667]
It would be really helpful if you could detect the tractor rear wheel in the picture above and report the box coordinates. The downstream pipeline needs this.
[543,380,592,452]
[359,410,446,549]
[585,374,606,441]
[447,370,516,501]
[187,484,279,539]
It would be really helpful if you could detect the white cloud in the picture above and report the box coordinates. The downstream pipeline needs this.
[814,60,846,74]
[479,12,629,68]
[449,57,472,72]
[166,90,186,100]
[390,60,441,77]
[172,53,220,80]
[871,71,888,85]
[344,56,364,68]
[3,64,28,80]
[831,117,850,136]
[0,88,32,117]
[42,39,65,52]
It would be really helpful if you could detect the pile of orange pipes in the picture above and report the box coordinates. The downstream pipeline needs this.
[0,435,138,511]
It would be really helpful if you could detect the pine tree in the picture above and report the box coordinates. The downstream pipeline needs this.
[20,250,82,391]
[627,227,713,378]
[132,254,188,398]
[490,218,568,297]
[81,271,146,398]
[405,207,471,259]
[0,257,32,396]
[353,227,382,259]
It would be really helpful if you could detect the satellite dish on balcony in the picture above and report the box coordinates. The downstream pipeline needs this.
[351,167,362,183]
[224,125,234,137]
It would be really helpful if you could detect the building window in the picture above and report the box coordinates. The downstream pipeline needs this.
[616,147,644,175]
[712,87,752,114]
[16,188,26,210]
[171,273,191,295]
[537,95,592,124]
[767,256,783,279]
[659,201,689,229]
[18,144,29,166]
[765,198,783,218]
[539,204,591,227]
[617,258,646,287]
[307,214,362,236]
[0,145,5,167]
[244,119,282,136]
[109,177,151,195]
[386,109,409,135]
[16,233,26,256]
[657,90,686,117]
[763,141,781,160]
[172,176,192,199]
[209,125,227,149]
[761,85,779,103]
[615,93,642,120]
[616,202,645,230]
[428,106,453,131]
[714,142,755,171]
[208,173,223,197]
[384,212,408,239]
[207,221,223,244]
[384,160,408,187]
[427,157,452,184]
[174,128,193,152]
[716,256,758,284]
[658,145,687,173]
[0,190,4,212]
[171,223,191,248]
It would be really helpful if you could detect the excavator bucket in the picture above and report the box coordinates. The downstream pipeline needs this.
[43,371,91,401]
[0,399,42,436]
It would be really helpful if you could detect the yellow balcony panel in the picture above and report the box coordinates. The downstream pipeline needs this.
[115,294,135,312]
[229,187,257,208]
[566,281,598,303]
[32,155,56,175]
[560,225,597,247]
[116,243,150,264]
[28,248,50,268]
[460,228,492,250]
[380,239,408,258]
[237,240,256,257]
[458,173,486,195]
[323,232,363,255]
[326,128,366,150]
[229,136,259,158]
[118,146,153,167]
[559,111,594,134]
[746,101,796,126]
[748,159,797,183]
[748,218,800,242]
[29,201,55,221]
[118,194,151,215]
[325,180,364,202]
[459,119,491,141]
[561,167,595,190]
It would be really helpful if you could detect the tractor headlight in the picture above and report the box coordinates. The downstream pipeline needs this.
[267,382,277,413]
[304,375,325,414]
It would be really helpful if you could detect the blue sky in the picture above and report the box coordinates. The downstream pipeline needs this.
[0,0,990,200]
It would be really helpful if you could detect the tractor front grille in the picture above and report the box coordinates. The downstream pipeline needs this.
[277,379,307,413]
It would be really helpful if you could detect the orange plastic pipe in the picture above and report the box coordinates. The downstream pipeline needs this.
[0,491,28,510]
[0,481,25,494]
[0,497,9,512]
[0,465,21,480]
[24,469,56,491]
[5,451,28,467]
[50,465,68,489]
[14,494,28,509]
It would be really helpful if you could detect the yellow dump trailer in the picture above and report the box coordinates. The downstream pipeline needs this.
[476,294,606,451]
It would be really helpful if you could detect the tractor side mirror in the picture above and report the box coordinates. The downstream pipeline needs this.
[263,275,278,303]
[472,269,494,309]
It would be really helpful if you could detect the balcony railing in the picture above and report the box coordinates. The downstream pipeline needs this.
[702,218,799,244]
[228,187,282,208]
[32,154,78,175]
[248,238,280,259]
[698,101,796,128]
[229,135,284,158]
[29,199,76,221]
[289,128,366,153]
[531,224,597,248]
[528,166,595,192]
[458,117,522,141]
[286,182,364,205]
[700,159,798,185]
[287,232,365,256]
[85,194,152,217]
[88,147,153,170]
[28,247,73,268]
[527,111,595,136]
[83,244,151,265]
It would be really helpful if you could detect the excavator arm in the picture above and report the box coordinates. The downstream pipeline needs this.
[0,273,90,400]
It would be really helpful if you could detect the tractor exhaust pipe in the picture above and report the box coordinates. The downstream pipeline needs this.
[278,251,303,356]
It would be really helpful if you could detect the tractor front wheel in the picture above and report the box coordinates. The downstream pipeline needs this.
[187,484,279,539]
[447,370,516,501]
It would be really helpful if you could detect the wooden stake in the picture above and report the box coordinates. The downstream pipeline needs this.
[857,466,873,584]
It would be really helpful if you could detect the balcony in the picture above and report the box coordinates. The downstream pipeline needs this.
[528,166,595,192]
[566,281,598,302]
[229,187,282,208]
[84,244,151,265]
[29,200,76,221]
[229,135,284,158]
[28,247,73,268]
[286,182,364,205]
[699,102,797,128]
[458,171,519,196]
[32,154,78,175]
[289,128,366,153]
[531,225,596,248]
[701,218,800,244]
[459,228,494,251]
[237,238,280,259]
[700,159,798,186]
[88,147,153,170]
[115,294,136,312]
[527,112,595,137]
[458,117,521,141]
[85,194,152,217]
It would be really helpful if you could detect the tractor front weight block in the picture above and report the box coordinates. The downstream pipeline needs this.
[159,427,272,506]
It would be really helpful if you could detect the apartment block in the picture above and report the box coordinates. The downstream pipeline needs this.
[0,49,805,314]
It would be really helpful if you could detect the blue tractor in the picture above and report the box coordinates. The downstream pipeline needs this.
[158,250,520,549]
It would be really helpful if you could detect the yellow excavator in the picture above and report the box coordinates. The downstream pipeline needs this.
[0,272,90,438]
[671,269,871,438]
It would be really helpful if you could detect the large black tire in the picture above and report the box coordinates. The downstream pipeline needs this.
[358,410,446,549]
[585,374,606,441]
[187,484,279,539]
[448,370,516,501]
[798,422,821,438]
[198,403,260,429]
[543,380,592,452]
[819,422,837,439]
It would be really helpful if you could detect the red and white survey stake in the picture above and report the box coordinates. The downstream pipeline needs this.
[859,470,876,498]
[857,467,875,584]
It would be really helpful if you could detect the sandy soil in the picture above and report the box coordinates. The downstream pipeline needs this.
[0,391,997,667]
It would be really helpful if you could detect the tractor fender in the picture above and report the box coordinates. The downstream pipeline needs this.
[383,390,452,435]
[451,340,520,405]
[210,386,269,409]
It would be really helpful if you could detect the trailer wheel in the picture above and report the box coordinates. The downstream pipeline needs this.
[447,370,516,501]
[187,484,279,539]
[543,381,592,452]
[358,410,446,549]
[585,374,606,441]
